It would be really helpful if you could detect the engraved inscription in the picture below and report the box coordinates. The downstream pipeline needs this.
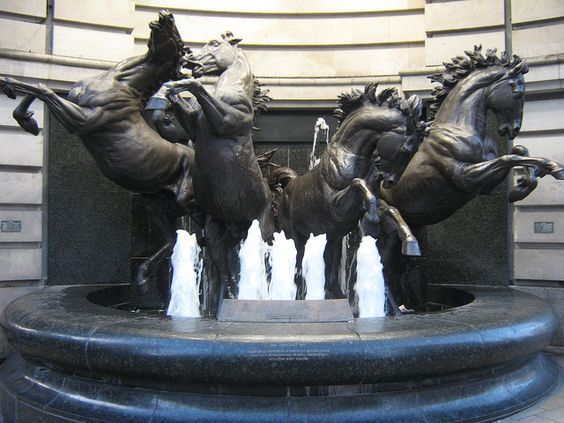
[534,222,554,234]
[1,220,22,233]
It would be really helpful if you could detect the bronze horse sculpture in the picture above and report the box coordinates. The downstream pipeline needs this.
[378,46,564,307]
[278,83,426,299]
[0,12,194,306]
[161,32,274,309]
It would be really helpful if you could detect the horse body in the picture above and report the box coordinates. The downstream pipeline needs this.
[277,83,425,299]
[0,12,193,306]
[378,47,564,308]
[164,32,273,305]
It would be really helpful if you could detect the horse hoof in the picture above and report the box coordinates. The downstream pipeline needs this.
[402,239,421,256]
[14,113,40,135]
[508,183,537,203]
[226,283,238,299]
[551,168,564,180]
[0,80,16,99]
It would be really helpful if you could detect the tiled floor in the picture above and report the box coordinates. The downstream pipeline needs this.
[496,351,564,422]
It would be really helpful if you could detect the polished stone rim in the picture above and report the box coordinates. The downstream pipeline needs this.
[0,284,556,386]
[0,284,559,423]
[0,352,558,423]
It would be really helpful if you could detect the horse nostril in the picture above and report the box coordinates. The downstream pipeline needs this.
[514,126,520,134]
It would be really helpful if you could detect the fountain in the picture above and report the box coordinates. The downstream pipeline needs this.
[355,236,386,318]
[267,231,297,301]
[1,11,563,423]
[167,230,202,318]
[302,233,328,300]
[308,117,329,170]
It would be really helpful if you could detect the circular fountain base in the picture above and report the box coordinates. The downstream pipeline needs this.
[0,285,558,422]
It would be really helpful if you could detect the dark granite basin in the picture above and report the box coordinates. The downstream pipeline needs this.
[0,284,558,422]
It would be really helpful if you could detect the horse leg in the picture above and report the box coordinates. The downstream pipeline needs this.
[323,239,345,299]
[204,217,241,304]
[294,238,306,300]
[378,199,420,256]
[134,194,181,308]
[449,153,564,195]
[165,78,250,135]
[165,91,198,139]
[13,95,40,135]
[332,178,380,238]
[376,228,406,316]
[0,77,90,133]
[478,145,539,202]
[507,145,539,202]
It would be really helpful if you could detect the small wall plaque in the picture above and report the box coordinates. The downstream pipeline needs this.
[534,222,554,234]
[1,220,22,233]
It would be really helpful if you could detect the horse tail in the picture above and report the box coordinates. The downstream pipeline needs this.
[257,148,298,189]
[256,149,298,222]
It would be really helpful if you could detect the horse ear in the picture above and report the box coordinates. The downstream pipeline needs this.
[508,56,529,76]
[406,95,423,120]
[222,31,242,45]
[364,82,378,101]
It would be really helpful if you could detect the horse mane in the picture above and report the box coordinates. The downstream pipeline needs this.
[252,79,271,128]
[334,82,419,126]
[428,45,528,116]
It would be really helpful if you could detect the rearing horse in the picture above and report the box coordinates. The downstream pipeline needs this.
[0,12,195,306]
[163,32,274,305]
[278,83,426,299]
[379,46,564,307]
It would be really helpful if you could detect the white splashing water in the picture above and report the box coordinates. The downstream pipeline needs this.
[268,231,298,300]
[167,230,202,317]
[238,220,268,300]
[309,118,329,170]
[303,233,327,300]
[355,236,386,318]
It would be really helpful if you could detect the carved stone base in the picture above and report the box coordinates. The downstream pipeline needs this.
[0,285,558,422]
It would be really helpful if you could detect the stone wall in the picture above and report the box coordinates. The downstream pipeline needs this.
[0,0,563,354]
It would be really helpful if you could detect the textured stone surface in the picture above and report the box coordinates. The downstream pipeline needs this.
[47,117,131,286]
[0,284,559,422]
[0,286,41,359]
[513,286,564,347]
[419,113,509,287]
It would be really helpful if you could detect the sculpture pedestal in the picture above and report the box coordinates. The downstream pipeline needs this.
[218,299,354,322]
[0,284,558,422]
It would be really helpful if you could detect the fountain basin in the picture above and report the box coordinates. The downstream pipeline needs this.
[0,284,558,422]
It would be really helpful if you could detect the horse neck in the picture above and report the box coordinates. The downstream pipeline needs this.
[433,75,491,140]
[114,53,168,95]
[215,52,254,100]
[332,106,391,158]
[322,107,387,178]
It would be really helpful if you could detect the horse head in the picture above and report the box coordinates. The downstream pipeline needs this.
[485,58,528,139]
[118,11,185,96]
[146,11,185,71]
[333,83,426,188]
[187,32,243,78]
[377,94,427,188]
[429,46,528,140]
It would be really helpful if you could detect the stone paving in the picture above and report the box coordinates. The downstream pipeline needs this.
[497,351,564,423]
